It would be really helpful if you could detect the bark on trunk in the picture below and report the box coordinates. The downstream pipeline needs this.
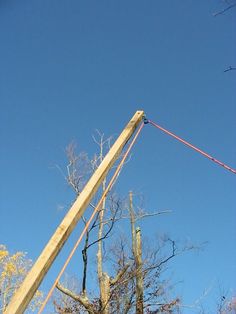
[97,180,110,314]
[129,191,144,314]
[135,227,143,314]
[100,272,110,314]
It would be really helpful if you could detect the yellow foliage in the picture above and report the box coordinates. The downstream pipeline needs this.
[0,244,43,312]
[5,262,17,275]
[0,250,9,260]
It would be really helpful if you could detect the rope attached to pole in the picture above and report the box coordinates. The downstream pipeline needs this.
[148,119,236,175]
[38,122,144,313]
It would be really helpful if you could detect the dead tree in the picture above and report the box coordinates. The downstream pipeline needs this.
[53,135,196,314]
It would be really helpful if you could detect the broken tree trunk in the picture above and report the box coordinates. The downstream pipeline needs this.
[128,191,144,314]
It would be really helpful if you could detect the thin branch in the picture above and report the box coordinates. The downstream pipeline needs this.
[224,66,236,72]
[135,210,172,222]
[213,2,236,16]
[110,264,130,286]
[86,204,119,250]
[143,239,177,274]
[155,239,176,269]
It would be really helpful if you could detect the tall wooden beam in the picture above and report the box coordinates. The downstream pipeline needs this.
[4,110,144,314]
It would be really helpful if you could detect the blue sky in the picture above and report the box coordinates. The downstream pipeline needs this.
[0,0,235,312]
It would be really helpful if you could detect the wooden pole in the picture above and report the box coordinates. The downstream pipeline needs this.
[4,110,144,314]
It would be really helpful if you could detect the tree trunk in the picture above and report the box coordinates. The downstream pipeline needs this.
[97,180,110,314]
[135,227,143,314]
[100,272,110,314]
[129,191,144,314]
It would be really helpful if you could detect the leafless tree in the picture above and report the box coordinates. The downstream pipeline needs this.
[53,133,198,313]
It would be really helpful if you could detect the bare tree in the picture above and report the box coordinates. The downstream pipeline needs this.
[53,134,197,313]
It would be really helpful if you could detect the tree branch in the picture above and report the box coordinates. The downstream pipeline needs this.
[56,282,95,314]
[86,203,119,250]
[110,264,130,286]
[224,66,236,72]
[213,2,236,16]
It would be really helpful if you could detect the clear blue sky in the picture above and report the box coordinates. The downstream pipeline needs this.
[0,1,235,312]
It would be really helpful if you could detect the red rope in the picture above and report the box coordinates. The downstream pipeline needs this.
[148,120,236,175]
